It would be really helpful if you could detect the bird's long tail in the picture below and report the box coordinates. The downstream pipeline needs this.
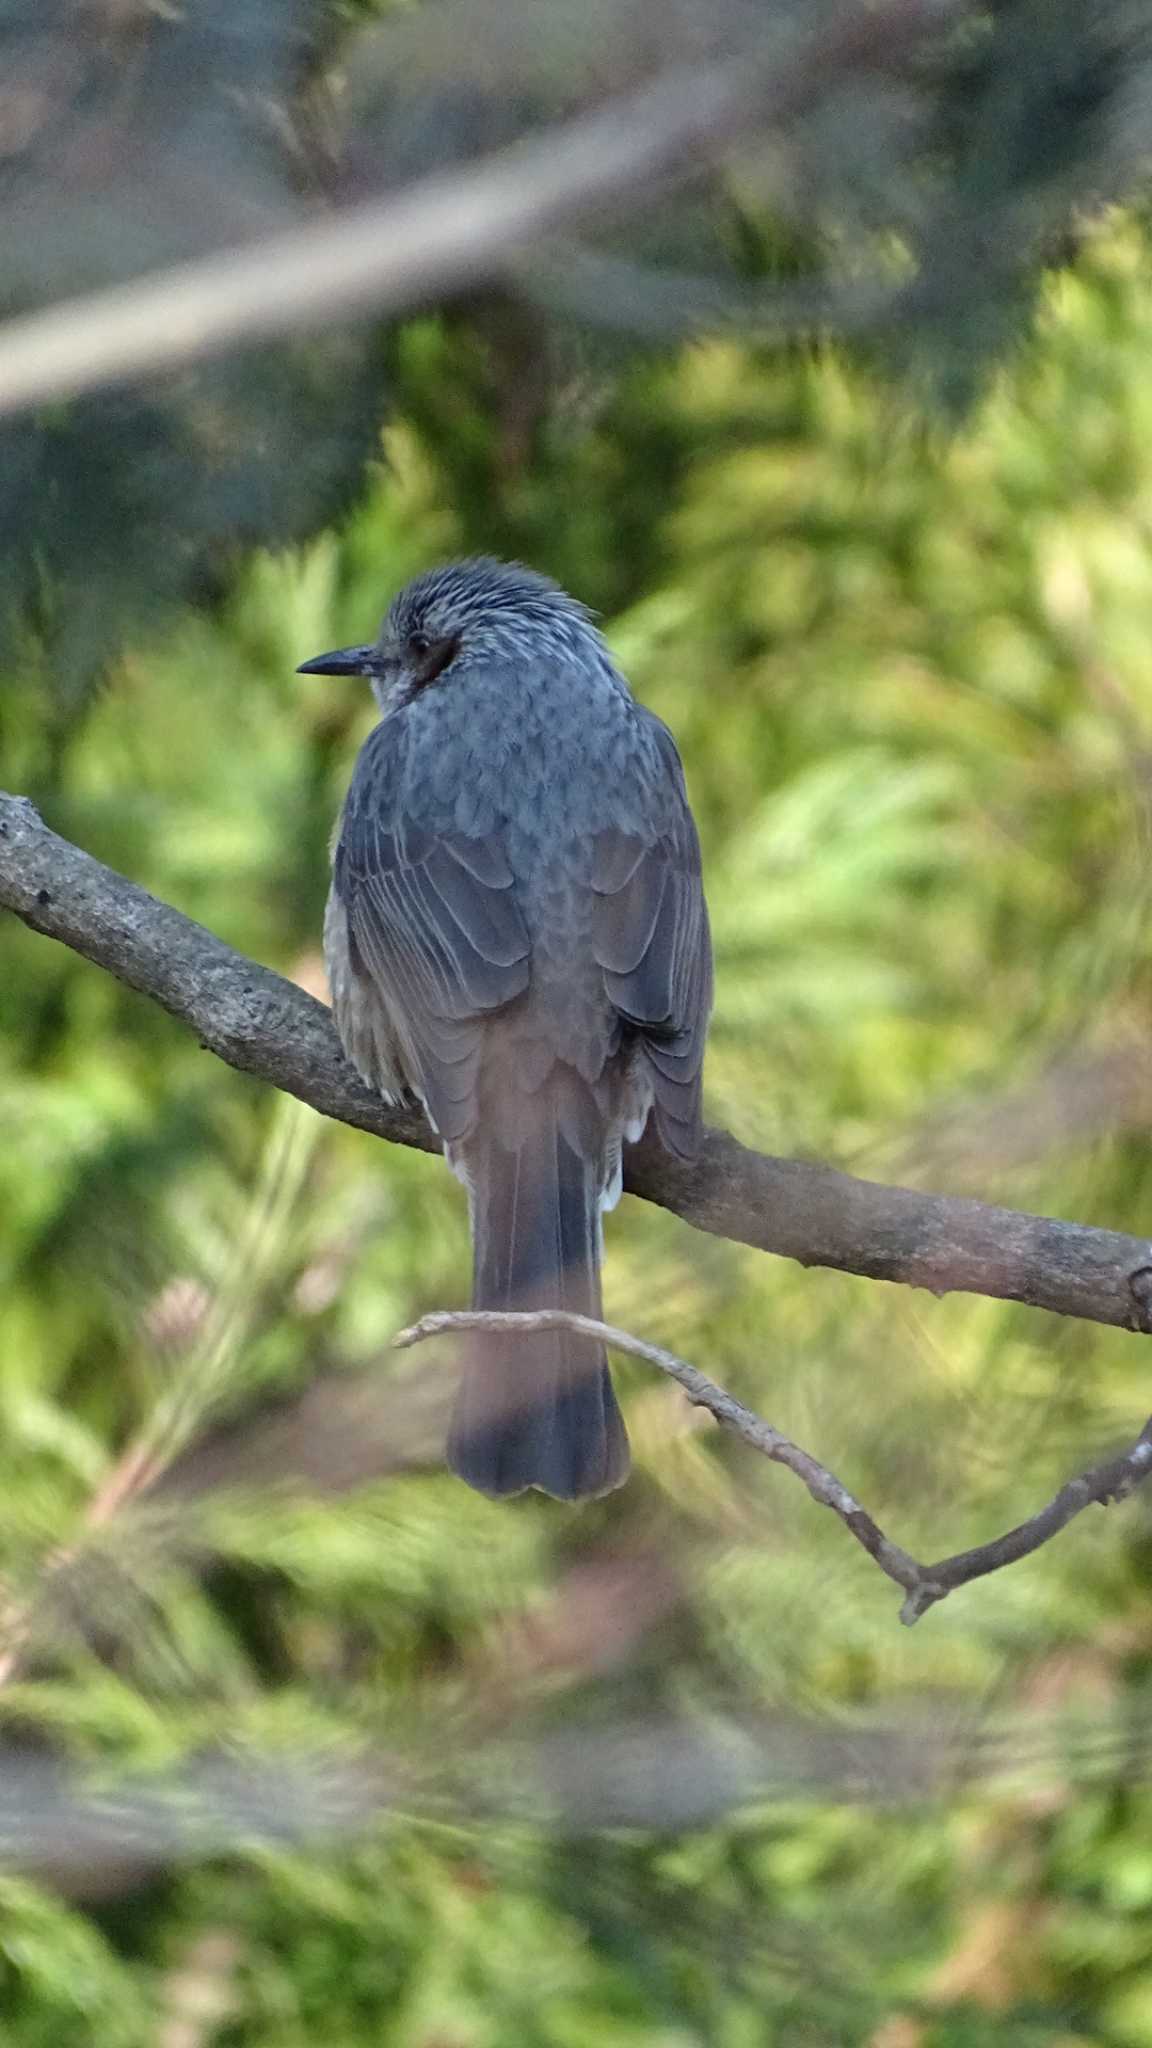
[448,1110,629,1500]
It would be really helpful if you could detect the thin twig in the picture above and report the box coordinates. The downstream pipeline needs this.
[394,1309,1152,1623]
[5,792,1152,1336]
[0,0,959,415]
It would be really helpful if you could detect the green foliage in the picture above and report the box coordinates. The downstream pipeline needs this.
[13,216,1152,2043]
[0,1874,149,2048]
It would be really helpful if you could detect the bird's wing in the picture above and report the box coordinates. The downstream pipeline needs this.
[590,716,713,1159]
[334,736,530,1144]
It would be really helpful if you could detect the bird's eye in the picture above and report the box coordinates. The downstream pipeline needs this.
[403,628,461,691]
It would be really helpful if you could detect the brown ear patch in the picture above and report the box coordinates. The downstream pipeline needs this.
[410,633,461,690]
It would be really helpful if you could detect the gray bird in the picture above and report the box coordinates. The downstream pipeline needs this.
[299,558,712,1500]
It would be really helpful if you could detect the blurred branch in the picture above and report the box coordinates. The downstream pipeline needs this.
[5,790,1152,1336]
[903,1037,1152,1185]
[158,1359,450,1499]
[0,0,958,416]
[396,1308,1152,1623]
[7,1696,1151,1897]
[512,242,894,340]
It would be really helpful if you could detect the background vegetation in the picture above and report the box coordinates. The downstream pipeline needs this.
[7,3,1152,2043]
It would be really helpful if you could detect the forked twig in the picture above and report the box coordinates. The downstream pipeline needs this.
[395,1309,1152,1624]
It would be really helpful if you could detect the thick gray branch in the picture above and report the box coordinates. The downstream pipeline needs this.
[0,0,958,416]
[395,1309,1152,1623]
[4,790,1152,1337]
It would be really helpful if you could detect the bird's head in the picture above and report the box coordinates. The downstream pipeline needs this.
[297,556,597,713]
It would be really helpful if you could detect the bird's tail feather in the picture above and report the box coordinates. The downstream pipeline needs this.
[448,1112,629,1501]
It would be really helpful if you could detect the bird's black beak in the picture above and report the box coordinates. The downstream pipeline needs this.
[296,643,375,678]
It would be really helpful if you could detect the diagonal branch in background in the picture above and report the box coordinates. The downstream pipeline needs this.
[395,1308,1152,1624]
[4,790,1152,1336]
[0,0,961,418]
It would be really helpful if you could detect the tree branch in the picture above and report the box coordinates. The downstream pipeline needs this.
[395,1308,1152,1622]
[3,793,1152,1339]
[0,0,960,416]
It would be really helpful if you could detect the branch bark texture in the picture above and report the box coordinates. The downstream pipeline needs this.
[4,790,1152,1337]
